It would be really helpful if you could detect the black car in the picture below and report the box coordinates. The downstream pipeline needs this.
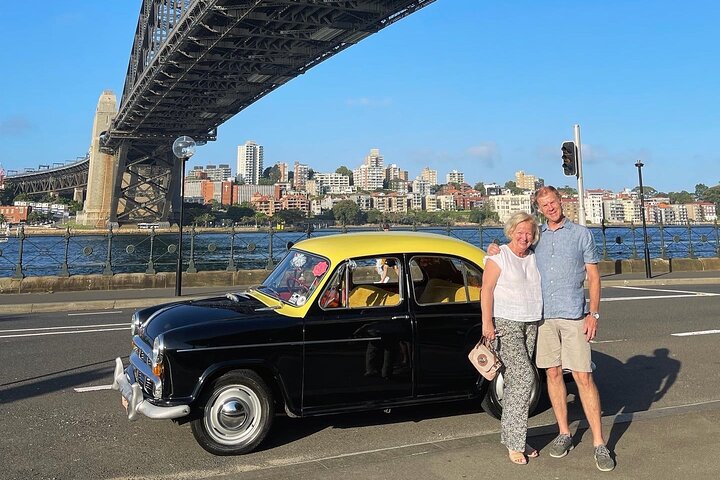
[112,232,541,455]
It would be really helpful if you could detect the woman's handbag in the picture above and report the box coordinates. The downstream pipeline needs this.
[468,337,502,380]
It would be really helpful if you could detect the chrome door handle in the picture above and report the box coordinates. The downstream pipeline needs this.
[391,315,411,320]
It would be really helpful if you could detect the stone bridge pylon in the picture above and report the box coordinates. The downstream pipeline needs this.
[76,91,119,227]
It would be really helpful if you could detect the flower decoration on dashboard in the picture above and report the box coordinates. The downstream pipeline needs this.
[290,253,307,268]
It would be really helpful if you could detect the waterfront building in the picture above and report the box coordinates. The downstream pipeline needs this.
[312,172,352,195]
[487,193,532,223]
[0,205,30,224]
[411,178,431,196]
[436,194,457,211]
[237,141,263,184]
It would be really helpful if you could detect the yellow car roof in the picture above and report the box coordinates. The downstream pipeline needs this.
[291,231,487,266]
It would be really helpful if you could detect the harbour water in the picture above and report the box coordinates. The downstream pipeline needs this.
[0,225,717,278]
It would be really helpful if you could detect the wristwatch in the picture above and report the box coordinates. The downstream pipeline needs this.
[589,311,600,320]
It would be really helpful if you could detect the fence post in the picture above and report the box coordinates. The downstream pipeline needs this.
[187,225,197,273]
[266,227,275,270]
[59,227,71,277]
[146,227,156,274]
[103,225,114,276]
[630,222,639,259]
[687,221,696,259]
[715,220,720,258]
[227,226,237,271]
[658,220,667,260]
[13,225,25,280]
[478,223,484,250]
[601,219,608,261]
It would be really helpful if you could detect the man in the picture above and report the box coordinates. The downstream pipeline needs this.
[487,186,614,472]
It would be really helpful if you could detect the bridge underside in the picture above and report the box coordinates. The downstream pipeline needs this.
[5,157,89,196]
[94,0,436,224]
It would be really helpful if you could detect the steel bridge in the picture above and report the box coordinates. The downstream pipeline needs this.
[3,156,89,196]
[79,0,436,225]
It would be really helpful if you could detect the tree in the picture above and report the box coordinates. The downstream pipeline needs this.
[274,209,306,225]
[468,205,499,224]
[335,166,353,185]
[473,182,485,193]
[196,213,215,227]
[632,185,658,197]
[695,183,708,199]
[332,200,361,225]
[226,204,255,222]
[504,181,523,195]
[700,184,720,210]
[668,190,694,204]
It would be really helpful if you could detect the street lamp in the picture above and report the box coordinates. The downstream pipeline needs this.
[635,160,652,278]
[172,136,196,296]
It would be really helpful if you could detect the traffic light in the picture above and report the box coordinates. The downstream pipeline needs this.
[561,141,577,176]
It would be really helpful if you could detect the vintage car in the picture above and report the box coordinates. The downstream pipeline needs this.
[112,232,541,455]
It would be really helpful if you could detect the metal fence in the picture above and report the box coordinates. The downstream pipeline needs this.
[0,223,718,279]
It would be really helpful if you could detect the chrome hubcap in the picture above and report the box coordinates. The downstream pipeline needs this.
[204,385,262,445]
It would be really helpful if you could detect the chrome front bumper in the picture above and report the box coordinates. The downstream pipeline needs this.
[111,357,190,421]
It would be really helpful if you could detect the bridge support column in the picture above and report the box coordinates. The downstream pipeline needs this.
[76,90,118,227]
[73,187,84,204]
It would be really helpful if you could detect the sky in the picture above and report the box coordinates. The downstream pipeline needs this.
[1,0,719,194]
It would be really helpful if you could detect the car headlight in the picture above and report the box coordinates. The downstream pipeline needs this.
[152,335,165,398]
[130,312,142,337]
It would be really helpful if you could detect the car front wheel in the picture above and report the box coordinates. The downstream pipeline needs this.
[480,366,542,420]
[191,370,274,455]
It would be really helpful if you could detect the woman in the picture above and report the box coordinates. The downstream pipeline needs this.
[480,211,542,465]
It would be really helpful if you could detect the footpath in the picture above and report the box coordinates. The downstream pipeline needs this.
[2,270,720,479]
[1,269,719,314]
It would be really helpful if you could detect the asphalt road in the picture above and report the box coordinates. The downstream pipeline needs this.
[1,282,719,479]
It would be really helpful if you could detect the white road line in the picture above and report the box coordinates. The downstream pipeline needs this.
[0,327,129,339]
[74,385,113,392]
[0,323,128,333]
[67,311,124,316]
[671,329,720,337]
[591,339,627,344]
[611,285,719,296]
[603,293,716,302]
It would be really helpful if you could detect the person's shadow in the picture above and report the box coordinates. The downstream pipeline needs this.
[553,348,680,452]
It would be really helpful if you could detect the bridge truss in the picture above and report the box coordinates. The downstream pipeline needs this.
[100,0,436,224]
[4,156,90,196]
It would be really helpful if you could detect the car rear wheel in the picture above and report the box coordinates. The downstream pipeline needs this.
[191,370,274,455]
[481,366,542,420]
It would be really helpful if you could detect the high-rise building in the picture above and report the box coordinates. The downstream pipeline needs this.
[353,148,385,191]
[237,141,263,184]
[515,170,541,191]
[420,167,438,185]
[446,170,465,185]
[277,162,289,182]
[293,161,310,191]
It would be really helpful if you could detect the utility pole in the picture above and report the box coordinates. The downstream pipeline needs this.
[574,124,587,226]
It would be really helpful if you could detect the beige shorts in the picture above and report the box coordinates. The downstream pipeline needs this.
[535,318,592,372]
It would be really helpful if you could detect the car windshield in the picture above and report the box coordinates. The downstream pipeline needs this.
[258,249,331,307]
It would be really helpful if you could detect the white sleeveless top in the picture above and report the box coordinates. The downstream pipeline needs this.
[486,244,543,322]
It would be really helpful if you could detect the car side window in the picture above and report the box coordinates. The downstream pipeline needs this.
[320,257,402,310]
[411,255,482,305]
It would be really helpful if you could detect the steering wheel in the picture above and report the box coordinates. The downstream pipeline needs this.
[286,275,309,294]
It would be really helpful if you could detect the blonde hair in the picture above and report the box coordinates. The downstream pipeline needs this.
[503,211,540,245]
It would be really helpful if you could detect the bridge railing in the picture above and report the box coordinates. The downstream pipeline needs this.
[0,223,718,279]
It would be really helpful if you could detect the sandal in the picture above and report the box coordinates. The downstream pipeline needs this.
[525,444,539,458]
[508,450,527,465]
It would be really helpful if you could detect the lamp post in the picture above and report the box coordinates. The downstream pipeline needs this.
[172,136,196,296]
[635,160,652,278]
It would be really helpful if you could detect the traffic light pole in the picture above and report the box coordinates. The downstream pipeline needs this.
[574,124,587,226]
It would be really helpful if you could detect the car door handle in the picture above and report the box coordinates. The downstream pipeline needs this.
[391,315,411,320]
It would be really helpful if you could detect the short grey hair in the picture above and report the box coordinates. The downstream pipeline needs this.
[503,211,540,245]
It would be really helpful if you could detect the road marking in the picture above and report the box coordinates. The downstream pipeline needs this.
[611,285,720,296]
[67,311,124,316]
[0,323,128,333]
[591,339,627,344]
[0,327,129,339]
[603,293,717,302]
[74,385,113,392]
[671,329,720,337]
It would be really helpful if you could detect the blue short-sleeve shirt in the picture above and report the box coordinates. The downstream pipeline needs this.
[534,219,599,320]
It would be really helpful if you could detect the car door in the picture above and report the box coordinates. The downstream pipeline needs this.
[409,255,484,397]
[302,257,413,413]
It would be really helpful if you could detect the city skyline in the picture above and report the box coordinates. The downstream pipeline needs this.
[1,1,719,195]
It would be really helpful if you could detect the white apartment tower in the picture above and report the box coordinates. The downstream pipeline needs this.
[237,141,263,184]
[446,170,465,185]
[353,148,385,191]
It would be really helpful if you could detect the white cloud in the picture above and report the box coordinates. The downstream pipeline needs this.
[466,141,499,167]
[0,116,32,137]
